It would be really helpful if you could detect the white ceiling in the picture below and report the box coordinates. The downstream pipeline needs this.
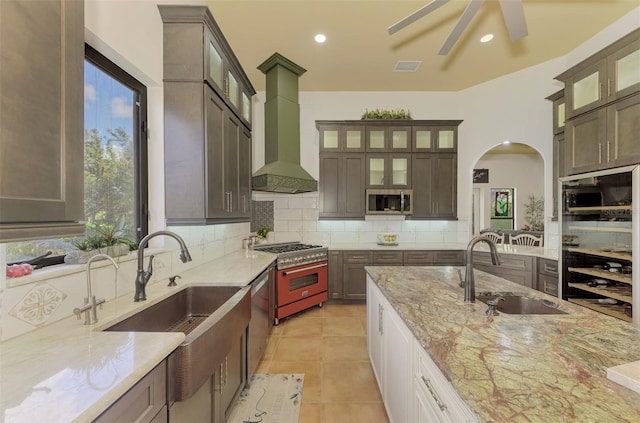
[205,0,639,92]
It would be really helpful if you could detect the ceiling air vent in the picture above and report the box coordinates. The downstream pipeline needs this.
[394,61,422,72]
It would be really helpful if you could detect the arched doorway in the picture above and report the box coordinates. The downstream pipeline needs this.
[471,142,544,235]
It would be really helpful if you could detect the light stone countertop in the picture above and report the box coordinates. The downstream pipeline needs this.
[366,266,640,422]
[330,242,559,260]
[0,249,276,423]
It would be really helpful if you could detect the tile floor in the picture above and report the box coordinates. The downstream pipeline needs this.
[256,303,390,423]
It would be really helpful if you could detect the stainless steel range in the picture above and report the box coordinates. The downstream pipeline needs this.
[252,242,328,324]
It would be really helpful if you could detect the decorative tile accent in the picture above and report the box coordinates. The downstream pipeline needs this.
[9,282,67,327]
[252,201,274,232]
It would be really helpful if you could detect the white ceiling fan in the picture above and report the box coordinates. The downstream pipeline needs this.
[388,0,528,55]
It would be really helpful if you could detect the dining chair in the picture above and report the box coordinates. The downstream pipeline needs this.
[510,233,543,247]
[481,231,505,244]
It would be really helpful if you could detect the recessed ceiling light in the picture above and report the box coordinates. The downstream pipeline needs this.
[314,34,326,43]
[503,140,511,145]
[480,34,494,43]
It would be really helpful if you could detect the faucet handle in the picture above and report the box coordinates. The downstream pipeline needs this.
[457,269,465,288]
[145,255,155,276]
[168,275,181,287]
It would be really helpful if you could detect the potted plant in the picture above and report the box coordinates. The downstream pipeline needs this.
[361,108,413,120]
[523,195,544,232]
[64,223,137,264]
[256,227,271,243]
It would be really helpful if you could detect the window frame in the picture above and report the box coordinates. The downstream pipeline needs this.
[84,44,149,244]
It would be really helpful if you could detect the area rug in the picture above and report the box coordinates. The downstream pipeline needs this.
[227,373,304,423]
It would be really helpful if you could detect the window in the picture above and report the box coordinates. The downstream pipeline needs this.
[5,45,148,266]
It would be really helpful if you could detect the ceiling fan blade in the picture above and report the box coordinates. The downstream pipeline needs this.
[439,0,484,55]
[388,0,450,35]
[499,0,528,40]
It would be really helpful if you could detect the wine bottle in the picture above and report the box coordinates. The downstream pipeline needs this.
[602,262,622,272]
[587,279,611,287]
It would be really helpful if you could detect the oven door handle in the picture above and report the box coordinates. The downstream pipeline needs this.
[282,262,328,275]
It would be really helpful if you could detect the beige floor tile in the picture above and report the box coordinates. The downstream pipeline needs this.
[322,362,383,402]
[274,336,322,361]
[283,316,323,337]
[323,316,365,336]
[322,304,363,318]
[255,359,271,374]
[263,335,280,361]
[269,361,322,403]
[321,403,389,423]
[322,336,368,361]
[298,402,321,423]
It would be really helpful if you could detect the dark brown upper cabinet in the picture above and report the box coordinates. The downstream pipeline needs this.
[0,0,85,241]
[558,28,640,120]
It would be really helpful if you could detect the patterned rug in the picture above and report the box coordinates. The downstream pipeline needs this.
[227,373,304,423]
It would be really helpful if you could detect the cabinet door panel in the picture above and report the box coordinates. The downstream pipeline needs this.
[206,88,226,218]
[608,37,640,101]
[328,251,344,299]
[0,0,84,240]
[566,108,606,174]
[165,82,207,220]
[238,128,252,217]
[608,93,640,167]
[343,264,367,300]
[343,154,366,217]
[433,154,457,218]
[223,113,241,215]
[319,154,341,217]
[566,61,607,118]
[412,155,434,217]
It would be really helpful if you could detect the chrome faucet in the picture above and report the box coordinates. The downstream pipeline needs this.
[74,254,119,325]
[134,230,192,302]
[458,235,501,303]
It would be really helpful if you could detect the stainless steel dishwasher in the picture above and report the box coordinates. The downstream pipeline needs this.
[247,264,275,382]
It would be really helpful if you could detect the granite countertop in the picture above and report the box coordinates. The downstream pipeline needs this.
[366,266,640,422]
[0,249,276,423]
[331,242,559,260]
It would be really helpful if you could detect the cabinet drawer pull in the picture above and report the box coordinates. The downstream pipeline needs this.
[421,375,447,412]
[607,141,610,163]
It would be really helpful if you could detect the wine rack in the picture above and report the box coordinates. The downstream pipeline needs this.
[560,166,638,326]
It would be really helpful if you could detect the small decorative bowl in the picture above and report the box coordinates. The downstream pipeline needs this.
[377,233,398,245]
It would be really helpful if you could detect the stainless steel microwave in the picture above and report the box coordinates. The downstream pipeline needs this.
[366,189,413,215]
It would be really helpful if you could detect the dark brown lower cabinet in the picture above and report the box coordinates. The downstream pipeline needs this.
[94,360,167,423]
[343,251,373,300]
[537,258,559,296]
[331,250,464,301]
[472,252,536,289]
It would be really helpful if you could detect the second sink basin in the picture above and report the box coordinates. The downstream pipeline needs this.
[477,293,568,315]
[105,285,251,400]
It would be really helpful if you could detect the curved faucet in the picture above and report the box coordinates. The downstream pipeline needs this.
[74,253,119,325]
[459,235,501,303]
[134,230,192,302]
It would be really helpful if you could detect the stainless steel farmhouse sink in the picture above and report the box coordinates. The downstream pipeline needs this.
[477,293,569,315]
[105,285,251,400]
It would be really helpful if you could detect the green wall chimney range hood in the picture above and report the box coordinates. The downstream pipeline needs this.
[252,53,318,194]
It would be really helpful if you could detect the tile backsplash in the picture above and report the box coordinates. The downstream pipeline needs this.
[0,222,250,341]
[253,191,472,246]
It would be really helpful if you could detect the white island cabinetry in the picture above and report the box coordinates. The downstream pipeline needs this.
[367,276,477,423]
[366,276,412,423]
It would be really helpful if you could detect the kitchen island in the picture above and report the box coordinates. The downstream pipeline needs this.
[366,266,640,422]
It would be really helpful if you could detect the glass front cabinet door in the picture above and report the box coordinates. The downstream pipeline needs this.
[412,127,457,152]
[367,154,411,188]
[318,125,365,152]
[366,127,411,152]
